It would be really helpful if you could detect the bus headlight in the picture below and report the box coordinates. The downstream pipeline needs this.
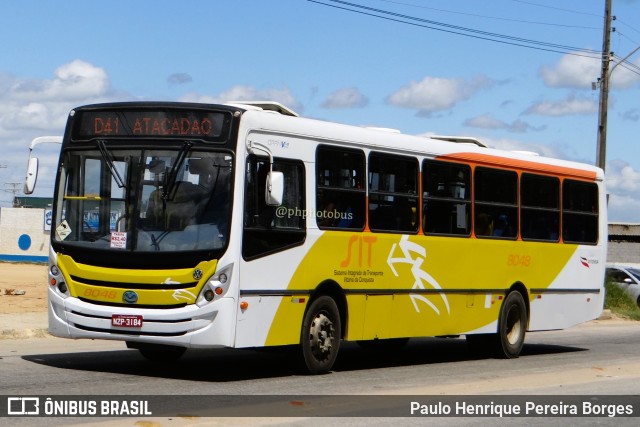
[49,264,69,298]
[196,264,233,307]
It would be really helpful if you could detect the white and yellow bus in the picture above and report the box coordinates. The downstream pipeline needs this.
[25,101,606,373]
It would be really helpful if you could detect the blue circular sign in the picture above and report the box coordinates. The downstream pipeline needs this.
[18,234,32,251]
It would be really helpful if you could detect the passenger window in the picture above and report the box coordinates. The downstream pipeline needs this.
[422,160,471,236]
[474,167,518,239]
[368,152,418,233]
[562,179,598,244]
[316,146,365,230]
[521,174,559,242]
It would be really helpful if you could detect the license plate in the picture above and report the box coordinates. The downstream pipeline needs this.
[111,314,143,328]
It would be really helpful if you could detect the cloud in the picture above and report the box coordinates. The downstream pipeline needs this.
[539,54,600,89]
[386,75,495,114]
[321,87,368,109]
[597,159,640,222]
[167,73,192,86]
[606,159,640,193]
[608,193,640,223]
[9,60,109,102]
[0,60,118,204]
[523,93,598,116]
[464,113,544,133]
[621,108,639,122]
[540,52,640,90]
[179,84,302,112]
[0,60,114,134]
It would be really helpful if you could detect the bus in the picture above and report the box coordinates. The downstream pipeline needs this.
[25,101,606,374]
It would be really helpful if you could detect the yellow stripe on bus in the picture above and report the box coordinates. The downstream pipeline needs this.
[265,232,577,345]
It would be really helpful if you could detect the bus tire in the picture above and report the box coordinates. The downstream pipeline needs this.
[133,343,186,362]
[301,295,341,374]
[496,291,527,358]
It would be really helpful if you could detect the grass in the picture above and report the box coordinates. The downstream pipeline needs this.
[604,281,640,321]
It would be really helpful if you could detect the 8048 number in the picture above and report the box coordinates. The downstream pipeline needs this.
[507,254,532,267]
[83,289,117,299]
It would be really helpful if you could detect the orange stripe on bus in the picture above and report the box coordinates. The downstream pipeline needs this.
[437,152,598,180]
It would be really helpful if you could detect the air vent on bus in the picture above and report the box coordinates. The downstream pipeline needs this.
[365,127,401,133]
[225,101,299,117]
[430,135,487,148]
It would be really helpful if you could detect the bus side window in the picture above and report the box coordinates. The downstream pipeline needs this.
[562,179,598,244]
[316,146,365,230]
[474,167,518,240]
[422,160,471,236]
[521,173,559,242]
[368,152,419,234]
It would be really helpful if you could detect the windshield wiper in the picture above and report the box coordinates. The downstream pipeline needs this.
[96,139,126,189]
[162,141,193,201]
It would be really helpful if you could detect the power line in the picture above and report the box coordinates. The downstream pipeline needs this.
[509,0,602,18]
[379,0,601,30]
[307,0,602,58]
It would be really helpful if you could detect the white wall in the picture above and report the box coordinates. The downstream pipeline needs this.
[0,207,49,262]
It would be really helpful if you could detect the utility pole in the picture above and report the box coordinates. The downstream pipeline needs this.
[596,0,613,171]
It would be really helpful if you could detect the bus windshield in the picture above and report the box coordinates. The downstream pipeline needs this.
[53,144,233,253]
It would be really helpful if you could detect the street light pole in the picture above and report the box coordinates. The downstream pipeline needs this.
[596,0,613,171]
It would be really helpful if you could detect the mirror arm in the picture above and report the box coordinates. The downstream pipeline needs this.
[24,136,62,194]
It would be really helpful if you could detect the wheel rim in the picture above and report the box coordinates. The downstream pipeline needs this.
[308,311,335,362]
[505,306,522,345]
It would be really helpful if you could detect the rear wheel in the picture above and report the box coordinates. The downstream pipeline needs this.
[496,291,527,358]
[301,296,341,374]
[466,291,527,358]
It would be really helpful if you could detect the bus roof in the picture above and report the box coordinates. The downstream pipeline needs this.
[238,104,603,181]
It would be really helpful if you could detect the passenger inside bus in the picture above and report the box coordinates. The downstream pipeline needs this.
[475,213,493,237]
[493,214,515,237]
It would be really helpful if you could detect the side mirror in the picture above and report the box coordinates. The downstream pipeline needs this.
[24,156,39,194]
[265,171,284,206]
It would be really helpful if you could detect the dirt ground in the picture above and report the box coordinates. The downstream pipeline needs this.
[0,262,48,314]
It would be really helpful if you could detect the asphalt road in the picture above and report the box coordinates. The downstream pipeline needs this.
[1,319,639,426]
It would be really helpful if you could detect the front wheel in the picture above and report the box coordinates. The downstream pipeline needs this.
[300,296,341,374]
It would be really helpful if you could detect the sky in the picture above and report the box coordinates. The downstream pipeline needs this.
[1,0,640,222]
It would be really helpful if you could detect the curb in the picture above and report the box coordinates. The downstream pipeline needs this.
[598,309,613,320]
[0,311,49,340]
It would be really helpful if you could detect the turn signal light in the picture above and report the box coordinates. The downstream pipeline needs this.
[240,301,249,310]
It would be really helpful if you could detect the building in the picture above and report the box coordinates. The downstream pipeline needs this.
[607,223,640,264]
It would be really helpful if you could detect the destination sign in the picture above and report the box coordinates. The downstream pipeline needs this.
[71,109,231,142]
